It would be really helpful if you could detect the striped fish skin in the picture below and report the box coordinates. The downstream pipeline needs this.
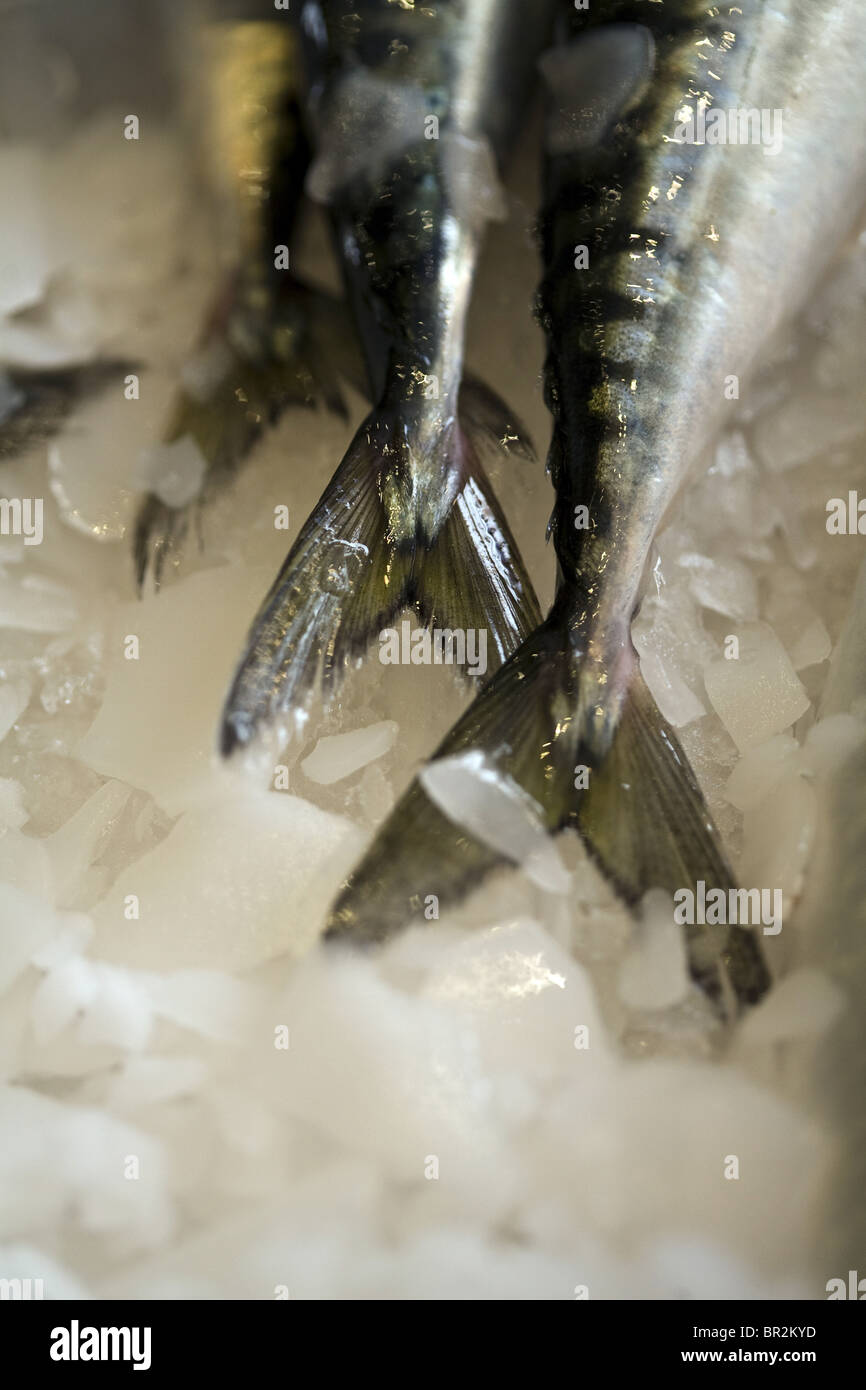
[541,0,866,729]
[134,16,356,590]
[305,0,557,525]
[219,1,556,753]
[324,1,866,1016]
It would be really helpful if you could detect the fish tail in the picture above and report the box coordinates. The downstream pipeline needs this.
[1,361,134,462]
[326,599,770,1017]
[133,277,359,592]
[219,388,541,755]
[458,372,535,462]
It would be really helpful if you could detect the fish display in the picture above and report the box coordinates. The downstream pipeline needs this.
[133,12,354,589]
[325,0,866,1014]
[6,0,866,1315]
[218,0,555,755]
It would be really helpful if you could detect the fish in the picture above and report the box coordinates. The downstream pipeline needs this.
[326,0,866,1015]
[218,0,556,755]
[134,15,358,590]
[0,361,131,460]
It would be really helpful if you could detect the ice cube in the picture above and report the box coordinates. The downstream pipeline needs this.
[358,762,395,823]
[739,968,844,1045]
[30,956,98,1045]
[0,677,30,741]
[146,970,258,1043]
[0,316,97,371]
[0,778,27,831]
[806,232,866,392]
[632,585,715,727]
[805,228,866,337]
[529,1058,828,1266]
[272,950,509,1210]
[0,573,79,634]
[51,117,189,309]
[724,735,800,812]
[440,131,508,227]
[703,622,811,752]
[698,433,779,557]
[48,371,175,542]
[0,1085,173,1254]
[420,751,571,894]
[135,435,208,510]
[0,146,50,317]
[104,1056,208,1111]
[88,785,364,972]
[676,552,758,622]
[420,918,609,1087]
[634,638,706,727]
[761,470,820,572]
[739,770,816,899]
[76,566,283,814]
[617,890,690,1011]
[301,720,398,786]
[0,883,61,995]
[0,829,54,899]
[30,955,153,1053]
[788,617,832,671]
[306,71,431,209]
[76,963,154,1052]
[753,393,866,473]
[179,340,236,405]
[802,712,866,778]
[31,915,93,971]
[763,569,831,671]
[45,780,134,909]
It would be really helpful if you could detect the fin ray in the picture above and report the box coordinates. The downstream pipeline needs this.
[327,614,770,1016]
[220,403,542,753]
[134,280,360,591]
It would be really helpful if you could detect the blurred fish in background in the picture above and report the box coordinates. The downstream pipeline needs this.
[0,0,177,458]
[133,0,364,589]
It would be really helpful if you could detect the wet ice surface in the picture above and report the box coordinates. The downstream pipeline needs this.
[421,751,572,895]
[0,113,864,1300]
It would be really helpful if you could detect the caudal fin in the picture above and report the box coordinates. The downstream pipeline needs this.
[219,392,542,756]
[133,278,362,591]
[1,361,133,461]
[326,608,770,1018]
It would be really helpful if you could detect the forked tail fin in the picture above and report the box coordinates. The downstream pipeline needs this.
[326,608,770,1017]
[133,278,361,591]
[1,361,133,461]
[219,391,541,756]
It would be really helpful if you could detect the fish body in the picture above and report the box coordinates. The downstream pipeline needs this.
[0,361,132,460]
[541,0,866,687]
[204,18,309,333]
[134,14,353,588]
[220,0,555,753]
[307,0,548,405]
[328,0,866,1013]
